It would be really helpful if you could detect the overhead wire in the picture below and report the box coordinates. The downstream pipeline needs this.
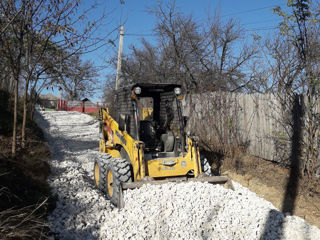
[244,27,278,32]
[125,33,156,36]
[122,4,285,37]
[243,18,280,26]
[124,26,280,37]
[221,4,284,18]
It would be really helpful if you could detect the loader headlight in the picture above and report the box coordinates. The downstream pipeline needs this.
[133,87,141,95]
[174,87,181,95]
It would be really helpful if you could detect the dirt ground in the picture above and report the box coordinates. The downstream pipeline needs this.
[0,119,53,239]
[218,154,320,228]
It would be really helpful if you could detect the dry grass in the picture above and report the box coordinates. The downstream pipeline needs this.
[0,100,53,239]
[0,194,48,239]
[0,149,52,239]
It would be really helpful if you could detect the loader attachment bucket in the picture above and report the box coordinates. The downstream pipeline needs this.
[118,175,234,208]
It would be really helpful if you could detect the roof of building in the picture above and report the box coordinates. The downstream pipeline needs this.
[40,94,58,100]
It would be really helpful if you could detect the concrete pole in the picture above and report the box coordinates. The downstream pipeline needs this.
[59,86,62,109]
[58,53,62,109]
[115,25,124,90]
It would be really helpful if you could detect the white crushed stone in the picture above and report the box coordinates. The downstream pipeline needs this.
[35,110,320,240]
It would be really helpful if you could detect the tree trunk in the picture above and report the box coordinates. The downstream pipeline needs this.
[22,30,31,149]
[12,75,19,156]
[30,105,36,121]
[21,80,29,148]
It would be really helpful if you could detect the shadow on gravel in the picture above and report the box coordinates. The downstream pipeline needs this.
[61,138,98,152]
[35,111,51,129]
[52,226,99,240]
[75,227,99,240]
[50,187,108,240]
[260,94,303,240]
[260,209,285,240]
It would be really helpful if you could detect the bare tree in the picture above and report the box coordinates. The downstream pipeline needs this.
[201,13,258,92]
[0,0,26,155]
[0,0,113,152]
[118,2,258,94]
[59,55,99,100]
[273,0,320,177]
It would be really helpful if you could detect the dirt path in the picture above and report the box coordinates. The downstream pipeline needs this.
[222,156,320,228]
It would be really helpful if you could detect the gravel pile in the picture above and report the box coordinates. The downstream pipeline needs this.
[36,111,320,240]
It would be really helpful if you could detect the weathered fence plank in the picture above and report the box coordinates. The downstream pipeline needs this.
[183,92,319,166]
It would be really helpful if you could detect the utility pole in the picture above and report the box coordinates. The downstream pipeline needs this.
[115,25,124,90]
[59,54,62,109]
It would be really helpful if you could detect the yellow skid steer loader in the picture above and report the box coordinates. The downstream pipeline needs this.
[94,83,233,207]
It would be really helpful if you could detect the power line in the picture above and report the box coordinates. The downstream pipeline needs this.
[244,26,278,32]
[124,26,279,37]
[125,25,279,37]
[243,18,279,26]
[123,4,285,37]
[125,33,156,37]
[222,5,283,18]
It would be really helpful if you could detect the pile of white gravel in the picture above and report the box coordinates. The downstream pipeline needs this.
[35,110,320,240]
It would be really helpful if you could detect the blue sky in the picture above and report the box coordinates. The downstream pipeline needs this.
[44,0,288,101]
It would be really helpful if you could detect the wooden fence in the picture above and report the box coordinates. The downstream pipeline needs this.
[182,92,320,165]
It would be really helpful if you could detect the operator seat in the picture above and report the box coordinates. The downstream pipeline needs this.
[139,120,158,149]
[161,131,174,152]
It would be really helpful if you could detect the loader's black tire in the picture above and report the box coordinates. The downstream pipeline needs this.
[201,155,213,176]
[105,158,132,207]
[94,154,112,192]
[120,148,134,177]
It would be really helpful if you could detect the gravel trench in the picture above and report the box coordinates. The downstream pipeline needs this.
[36,111,320,240]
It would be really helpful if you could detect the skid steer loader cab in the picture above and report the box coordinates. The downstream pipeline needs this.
[94,83,233,207]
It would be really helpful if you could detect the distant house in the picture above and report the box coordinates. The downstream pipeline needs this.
[81,98,99,113]
[39,94,58,109]
[57,97,101,113]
